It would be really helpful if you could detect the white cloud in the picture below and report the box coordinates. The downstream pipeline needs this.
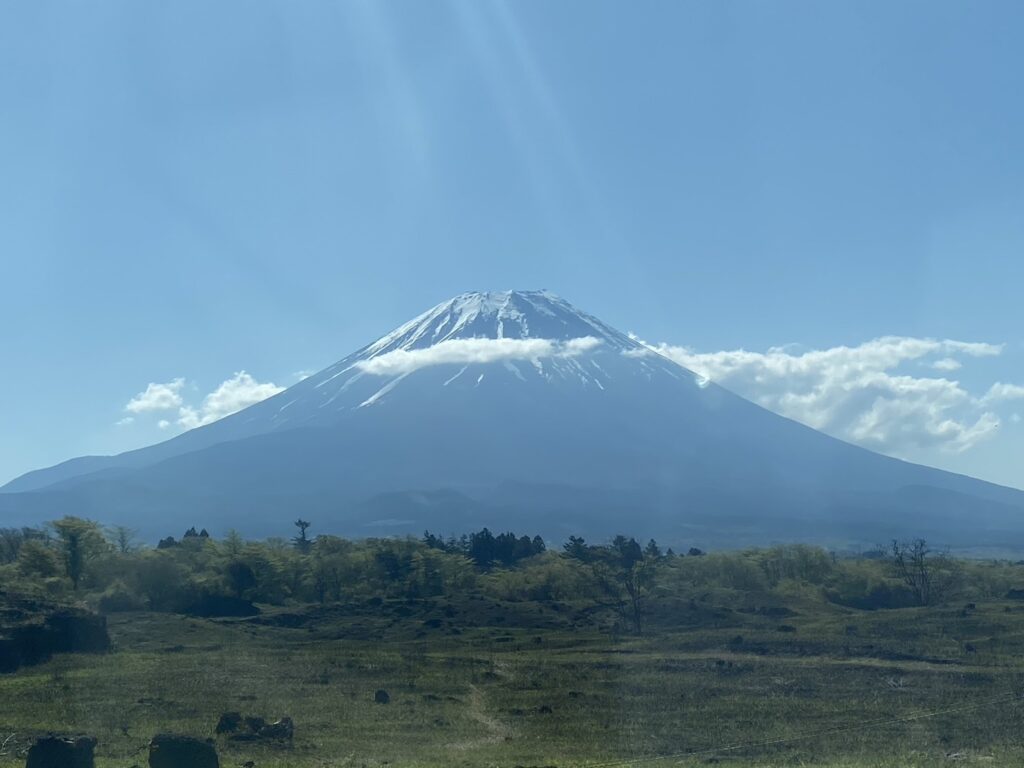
[120,372,284,432]
[981,382,1024,405]
[355,336,603,376]
[177,372,285,430]
[630,334,1017,455]
[124,378,185,413]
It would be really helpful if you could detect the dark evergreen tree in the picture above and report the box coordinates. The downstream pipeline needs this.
[292,519,312,554]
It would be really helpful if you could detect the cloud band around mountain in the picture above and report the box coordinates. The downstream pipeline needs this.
[354,336,603,376]
[119,334,1022,461]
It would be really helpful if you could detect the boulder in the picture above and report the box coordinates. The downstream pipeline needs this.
[0,635,27,673]
[43,611,110,653]
[214,712,242,734]
[374,689,390,704]
[148,734,218,768]
[26,735,96,768]
[258,717,294,741]
[0,600,109,673]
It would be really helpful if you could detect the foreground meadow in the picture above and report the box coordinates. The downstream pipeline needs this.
[3,588,1024,768]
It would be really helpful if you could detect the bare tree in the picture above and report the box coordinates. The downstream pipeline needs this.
[890,538,960,606]
[0,529,26,564]
[108,525,138,554]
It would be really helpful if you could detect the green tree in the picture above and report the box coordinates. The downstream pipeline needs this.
[222,530,244,559]
[563,535,661,635]
[135,553,192,610]
[17,539,62,579]
[50,517,107,590]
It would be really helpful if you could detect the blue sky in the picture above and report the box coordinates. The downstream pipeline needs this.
[2,1,1023,489]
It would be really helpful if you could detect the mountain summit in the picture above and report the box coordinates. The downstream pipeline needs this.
[4,291,1024,548]
[362,290,637,350]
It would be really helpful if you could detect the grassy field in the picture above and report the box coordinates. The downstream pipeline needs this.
[3,590,1024,768]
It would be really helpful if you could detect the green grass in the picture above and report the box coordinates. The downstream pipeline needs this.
[3,593,1024,767]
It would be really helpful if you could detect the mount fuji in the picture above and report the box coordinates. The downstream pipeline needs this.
[3,290,1024,548]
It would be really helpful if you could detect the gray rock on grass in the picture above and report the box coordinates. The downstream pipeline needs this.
[148,734,218,768]
[26,735,96,768]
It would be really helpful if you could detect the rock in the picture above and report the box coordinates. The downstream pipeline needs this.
[538,705,553,714]
[258,717,294,741]
[225,714,292,743]
[0,603,109,673]
[0,636,24,673]
[374,689,390,704]
[148,734,218,768]
[42,611,110,654]
[215,712,242,734]
[26,735,96,768]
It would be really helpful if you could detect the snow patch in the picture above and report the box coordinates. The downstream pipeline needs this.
[443,366,468,386]
[504,361,527,382]
[359,374,408,408]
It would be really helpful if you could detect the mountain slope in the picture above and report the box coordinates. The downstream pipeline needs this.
[3,290,1023,547]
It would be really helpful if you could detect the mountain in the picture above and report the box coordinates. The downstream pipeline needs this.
[3,290,1024,549]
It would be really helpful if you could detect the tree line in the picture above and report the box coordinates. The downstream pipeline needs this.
[0,517,1015,634]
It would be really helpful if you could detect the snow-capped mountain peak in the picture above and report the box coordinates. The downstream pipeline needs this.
[255,289,686,428]
[361,290,639,357]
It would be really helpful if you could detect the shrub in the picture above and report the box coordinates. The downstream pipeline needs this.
[97,582,145,613]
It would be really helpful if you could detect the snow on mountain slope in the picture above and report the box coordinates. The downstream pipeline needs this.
[257,290,688,430]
